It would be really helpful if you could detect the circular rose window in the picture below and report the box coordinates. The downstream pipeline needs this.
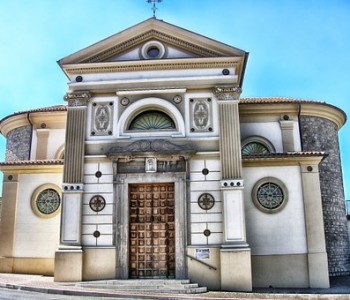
[31,184,61,218]
[252,178,288,213]
[36,189,61,214]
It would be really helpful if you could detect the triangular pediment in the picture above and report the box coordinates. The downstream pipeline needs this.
[58,18,247,65]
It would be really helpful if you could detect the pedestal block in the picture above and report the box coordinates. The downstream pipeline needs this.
[54,249,83,282]
[220,247,252,291]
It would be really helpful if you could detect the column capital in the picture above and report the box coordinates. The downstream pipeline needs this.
[64,91,91,107]
[214,86,242,101]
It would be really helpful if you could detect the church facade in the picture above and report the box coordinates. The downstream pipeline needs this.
[0,18,349,291]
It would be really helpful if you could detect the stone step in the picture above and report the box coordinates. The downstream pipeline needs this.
[76,279,207,294]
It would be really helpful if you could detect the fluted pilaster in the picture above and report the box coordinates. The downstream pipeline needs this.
[215,86,242,179]
[63,91,91,183]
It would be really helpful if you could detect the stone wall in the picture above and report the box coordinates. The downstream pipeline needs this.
[5,126,32,161]
[300,116,350,276]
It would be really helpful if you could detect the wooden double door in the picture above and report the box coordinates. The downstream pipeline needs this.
[129,183,175,279]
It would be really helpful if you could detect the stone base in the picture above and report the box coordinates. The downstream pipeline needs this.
[83,248,116,281]
[308,252,330,288]
[220,247,252,291]
[0,257,13,273]
[54,249,83,282]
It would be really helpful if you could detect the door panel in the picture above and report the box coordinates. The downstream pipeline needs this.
[129,183,175,279]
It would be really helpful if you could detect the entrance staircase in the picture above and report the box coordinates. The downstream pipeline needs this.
[76,279,207,294]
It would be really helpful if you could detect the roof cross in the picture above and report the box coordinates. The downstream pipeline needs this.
[147,0,162,18]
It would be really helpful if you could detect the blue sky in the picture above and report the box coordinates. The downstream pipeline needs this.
[0,0,349,199]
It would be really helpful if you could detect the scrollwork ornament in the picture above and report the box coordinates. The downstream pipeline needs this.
[214,86,242,101]
[64,91,91,107]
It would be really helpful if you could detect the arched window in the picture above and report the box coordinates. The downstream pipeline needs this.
[128,110,176,130]
[242,142,270,155]
[241,136,275,155]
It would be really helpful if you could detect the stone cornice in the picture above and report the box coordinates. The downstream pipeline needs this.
[242,152,325,167]
[239,98,346,129]
[107,139,196,160]
[59,18,247,66]
[0,160,63,173]
[63,57,242,76]
[0,109,67,137]
[81,30,222,63]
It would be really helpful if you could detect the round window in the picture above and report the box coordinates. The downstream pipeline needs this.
[147,46,160,58]
[252,178,288,213]
[31,184,61,218]
[140,41,166,59]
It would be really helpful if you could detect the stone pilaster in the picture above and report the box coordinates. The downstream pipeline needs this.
[55,91,90,282]
[36,129,50,160]
[300,162,330,288]
[280,119,296,152]
[0,174,18,273]
[214,86,242,179]
[63,91,91,184]
[214,86,252,291]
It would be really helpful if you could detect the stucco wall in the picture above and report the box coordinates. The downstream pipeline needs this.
[14,174,61,258]
[240,122,283,152]
[243,166,307,255]
[300,115,350,276]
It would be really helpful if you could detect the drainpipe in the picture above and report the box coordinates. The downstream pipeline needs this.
[27,113,33,160]
[297,102,304,151]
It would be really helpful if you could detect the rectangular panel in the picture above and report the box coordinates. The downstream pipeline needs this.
[223,190,245,242]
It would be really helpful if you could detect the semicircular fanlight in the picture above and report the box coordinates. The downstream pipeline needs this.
[242,142,270,155]
[129,110,176,130]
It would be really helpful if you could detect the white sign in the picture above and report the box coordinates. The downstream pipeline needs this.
[195,249,210,260]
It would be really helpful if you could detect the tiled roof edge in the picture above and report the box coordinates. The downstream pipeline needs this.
[0,105,67,124]
[0,159,64,166]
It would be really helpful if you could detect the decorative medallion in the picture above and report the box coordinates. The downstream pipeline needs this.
[89,195,106,212]
[120,97,130,106]
[36,189,61,215]
[173,95,182,104]
[198,193,215,210]
[91,103,113,136]
[190,98,212,132]
[93,230,101,238]
[202,168,209,175]
[95,105,110,131]
[129,111,175,130]
[203,229,211,237]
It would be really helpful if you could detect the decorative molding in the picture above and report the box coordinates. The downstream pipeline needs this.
[65,60,240,75]
[81,30,222,63]
[108,139,196,158]
[214,86,242,101]
[64,91,91,107]
[190,98,213,132]
[91,103,113,136]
